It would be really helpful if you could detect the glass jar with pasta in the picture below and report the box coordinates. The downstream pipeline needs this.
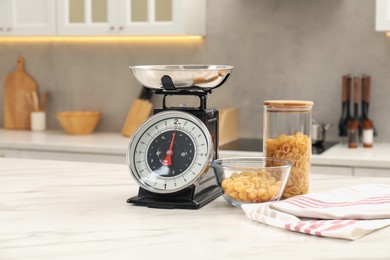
[263,100,313,198]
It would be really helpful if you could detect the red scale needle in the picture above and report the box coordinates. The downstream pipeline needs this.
[162,131,176,166]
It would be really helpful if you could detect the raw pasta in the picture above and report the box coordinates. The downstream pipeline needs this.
[265,132,311,198]
[221,171,283,203]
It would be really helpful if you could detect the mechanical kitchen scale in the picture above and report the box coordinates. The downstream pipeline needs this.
[126,65,233,209]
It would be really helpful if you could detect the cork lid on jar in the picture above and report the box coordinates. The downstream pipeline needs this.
[264,100,314,108]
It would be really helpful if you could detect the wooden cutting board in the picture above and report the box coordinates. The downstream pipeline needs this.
[3,57,38,129]
[121,99,153,137]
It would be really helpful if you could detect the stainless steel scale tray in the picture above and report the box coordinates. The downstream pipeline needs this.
[130,65,233,89]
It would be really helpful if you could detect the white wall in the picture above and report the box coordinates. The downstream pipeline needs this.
[0,0,389,142]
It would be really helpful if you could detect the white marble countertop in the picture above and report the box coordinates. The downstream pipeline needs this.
[1,129,390,168]
[1,157,390,260]
[0,129,129,155]
[313,142,390,168]
[221,143,390,169]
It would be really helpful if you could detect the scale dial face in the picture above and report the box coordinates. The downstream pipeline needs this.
[127,111,213,194]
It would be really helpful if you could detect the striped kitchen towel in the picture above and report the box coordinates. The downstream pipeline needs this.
[242,184,390,240]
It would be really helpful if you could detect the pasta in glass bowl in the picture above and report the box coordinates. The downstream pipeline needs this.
[212,157,292,208]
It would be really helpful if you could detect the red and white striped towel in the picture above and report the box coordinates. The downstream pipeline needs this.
[242,184,390,240]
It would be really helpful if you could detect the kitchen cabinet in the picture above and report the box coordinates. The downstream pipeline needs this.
[0,148,19,158]
[57,0,206,36]
[309,165,390,177]
[18,149,126,164]
[0,0,55,36]
[57,0,116,35]
[376,0,390,31]
[0,147,125,164]
[311,165,353,176]
[0,1,5,34]
[354,167,390,177]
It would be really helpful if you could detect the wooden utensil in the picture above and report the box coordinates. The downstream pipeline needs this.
[3,57,38,129]
[31,90,40,111]
[121,87,154,137]
[40,91,49,111]
[361,75,370,121]
[352,76,360,122]
[338,74,352,137]
[347,77,360,148]
[361,74,377,138]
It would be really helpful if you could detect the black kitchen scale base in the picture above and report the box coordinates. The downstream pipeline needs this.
[127,185,220,209]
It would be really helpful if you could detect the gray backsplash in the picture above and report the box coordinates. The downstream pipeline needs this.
[1,0,389,142]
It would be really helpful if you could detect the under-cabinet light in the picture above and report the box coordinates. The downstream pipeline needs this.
[0,35,204,43]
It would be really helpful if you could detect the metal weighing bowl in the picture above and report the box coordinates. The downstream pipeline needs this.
[130,65,234,89]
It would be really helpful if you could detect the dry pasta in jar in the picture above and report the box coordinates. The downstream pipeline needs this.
[265,132,311,198]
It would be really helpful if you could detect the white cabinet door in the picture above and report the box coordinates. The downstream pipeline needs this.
[117,0,205,36]
[0,1,6,34]
[57,0,117,35]
[57,0,205,36]
[376,0,390,31]
[3,0,55,36]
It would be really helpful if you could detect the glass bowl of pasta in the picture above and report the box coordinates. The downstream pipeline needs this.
[212,157,292,208]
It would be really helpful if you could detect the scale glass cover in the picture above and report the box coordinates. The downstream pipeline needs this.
[127,110,213,194]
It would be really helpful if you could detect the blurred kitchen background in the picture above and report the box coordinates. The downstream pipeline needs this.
[1,0,389,142]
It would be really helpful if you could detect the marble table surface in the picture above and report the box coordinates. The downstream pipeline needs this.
[1,158,390,260]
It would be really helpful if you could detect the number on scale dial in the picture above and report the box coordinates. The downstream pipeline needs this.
[127,111,213,194]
